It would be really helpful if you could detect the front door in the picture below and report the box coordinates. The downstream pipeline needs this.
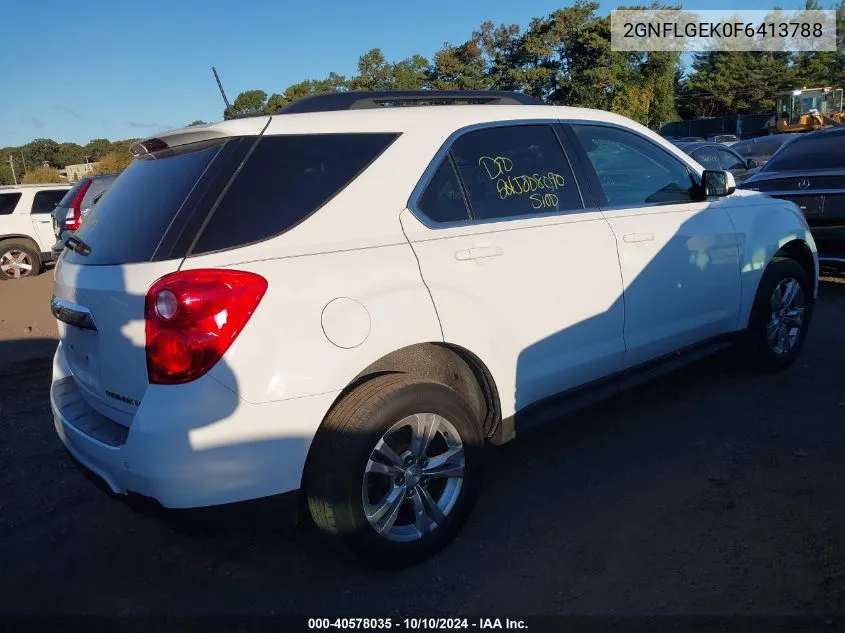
[401,123,625,418]
[568,123,741,369]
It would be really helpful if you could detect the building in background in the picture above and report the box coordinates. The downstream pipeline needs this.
[60,162,99,182]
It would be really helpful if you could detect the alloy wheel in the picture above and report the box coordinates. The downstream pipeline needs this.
[767,277,804,355]
[362,413,465,542]
[0,250,34,279]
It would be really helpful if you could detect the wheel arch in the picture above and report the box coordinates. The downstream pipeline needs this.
[301,342,502,490]
[774,238,817,295]
[0,234,40,249]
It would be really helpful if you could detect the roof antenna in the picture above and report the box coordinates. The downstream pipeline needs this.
[212,66,232,112]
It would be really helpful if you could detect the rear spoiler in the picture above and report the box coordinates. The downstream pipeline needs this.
[130,117,272,157]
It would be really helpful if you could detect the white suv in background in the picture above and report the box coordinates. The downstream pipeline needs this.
[49,91,817,568]
[0,183,71,279]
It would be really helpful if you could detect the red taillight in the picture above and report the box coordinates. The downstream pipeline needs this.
[66,179,92,231]
[144,269,268,384]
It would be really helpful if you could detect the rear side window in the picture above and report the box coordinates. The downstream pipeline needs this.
[58,179,89,207]
[0,193,22,215]
[762,134,845,171]
[449,125,583,220]
[572,124,695,207]
[691,147,720,170]
[192,133,399,254]
[65,139,226,266]
[31,190,67,214]
[416,157,471,223]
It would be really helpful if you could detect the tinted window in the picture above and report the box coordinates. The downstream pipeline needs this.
[762,133,845,172]
[691,147,721,170]
[0,193,22,215]
[449,125,582,220]
[31,189,67,214]
[65,139,226,266]
[81,175,118,210]
[717,148,745,171]
[417,157,471,223]
[58,179,90,207]
[193,133,399,254]
[572,125,695,206]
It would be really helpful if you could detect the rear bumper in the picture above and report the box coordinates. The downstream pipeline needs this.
[50,342,340,508]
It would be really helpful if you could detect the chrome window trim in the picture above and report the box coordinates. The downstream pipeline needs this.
[406,119,593,230]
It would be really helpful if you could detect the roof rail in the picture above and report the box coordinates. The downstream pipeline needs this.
[275,90,544,114]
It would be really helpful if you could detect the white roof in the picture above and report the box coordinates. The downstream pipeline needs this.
[140,104,653,146]
[0,183,71,190]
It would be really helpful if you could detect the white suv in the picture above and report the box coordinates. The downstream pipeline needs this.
[0,183,71,279]
[49,91,817,568]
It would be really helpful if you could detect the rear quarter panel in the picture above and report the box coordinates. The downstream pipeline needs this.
[176,130,448,405]
[182,243,442,404]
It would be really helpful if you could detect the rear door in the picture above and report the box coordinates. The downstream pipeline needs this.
[401,122,625,416]
[29,188,68,251]
[568,123,741,369]
[52,137,252,425]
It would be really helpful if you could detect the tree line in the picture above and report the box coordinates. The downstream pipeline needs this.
[224,0,845,125]
[0,137,137,185]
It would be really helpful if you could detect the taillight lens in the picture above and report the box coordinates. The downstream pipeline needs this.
[144,269,268,384]
[66,179,92,231]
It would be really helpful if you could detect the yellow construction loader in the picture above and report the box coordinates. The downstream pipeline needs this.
[766,87,845,133]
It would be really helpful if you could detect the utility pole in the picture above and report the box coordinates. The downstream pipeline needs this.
[8,156,17,185]
[20,153,27,172]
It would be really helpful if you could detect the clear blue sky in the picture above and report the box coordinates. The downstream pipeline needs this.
[0,0,809,147]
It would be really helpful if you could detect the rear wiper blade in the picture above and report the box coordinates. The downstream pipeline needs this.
[64,235,92,257]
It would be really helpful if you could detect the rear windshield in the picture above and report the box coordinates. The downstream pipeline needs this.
[191,133,399,254]
[58,179,90,207]
[761,134,845,172]
[64,140,225,266]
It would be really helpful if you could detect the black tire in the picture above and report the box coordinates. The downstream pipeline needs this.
[304,374,483,569]
[0,240,41,280]
[738,257,813,371]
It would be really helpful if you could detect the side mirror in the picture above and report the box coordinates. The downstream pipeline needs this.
[702,170,736,197]
[746,158,758,169]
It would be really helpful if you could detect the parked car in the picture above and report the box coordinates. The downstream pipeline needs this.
[51,173,119,258]
[730,133,800,169]
[740,127,845,255]
[0,183,71,279]
[50,90,818,568]
[675,141,758,183]
[673,136,706,142]
[707,134,740,146]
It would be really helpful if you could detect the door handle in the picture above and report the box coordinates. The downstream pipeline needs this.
[35,218,52,224]
[622,232,655,243]
[455,246,503,261]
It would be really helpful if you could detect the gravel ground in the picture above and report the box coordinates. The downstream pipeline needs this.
[1,273,844,617]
